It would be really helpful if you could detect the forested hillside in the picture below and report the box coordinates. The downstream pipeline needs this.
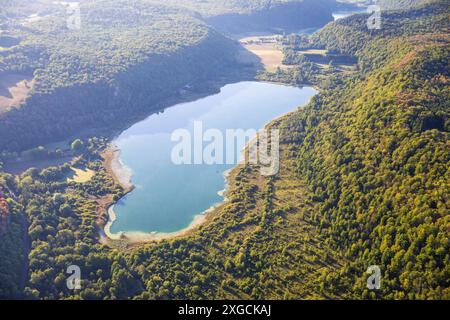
[0,173,26,299]
[159,0,335,17]
[0,0,448,300]
[160,0,335,33]
[0,0,243,152]
[274,0,450,298]
[378,0,438,10]
[309,0,449,56]
[122,1,449,299]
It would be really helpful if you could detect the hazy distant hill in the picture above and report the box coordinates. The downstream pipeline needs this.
[157,0,332,16]
[378,0,439,9]
[338,0,441,10]
[0,0,335,151]
[161,0,336,33]
[0,0,238,151]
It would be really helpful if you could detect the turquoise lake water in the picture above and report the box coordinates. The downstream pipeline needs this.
[110,81,317,234]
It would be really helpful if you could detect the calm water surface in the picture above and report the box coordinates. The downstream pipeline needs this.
[110,81,317,234]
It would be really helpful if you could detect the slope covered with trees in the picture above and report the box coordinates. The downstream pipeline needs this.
[0,0,336,152]
[159,0,335,18]
[164,0,336,34]
[0,173,26,299]
[0,0,448,300]
[273,0,450,298]
[0,0,245,152]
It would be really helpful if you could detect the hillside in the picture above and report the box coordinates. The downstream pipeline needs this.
[378,0,438,10]
[309,0,449,56]
[0,0,242,151]
[158,0,334,17]
[0,0,335,153]
[0,0,448,300]
[338,0,437,9]
[160,0,336,34]
[255,0,450,298]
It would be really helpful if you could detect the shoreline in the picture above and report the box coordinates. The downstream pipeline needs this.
[100,83,318,245]
[103,147,134,192]
[102,149,233,244]
[96,73,256,245]
[104,203,208,243]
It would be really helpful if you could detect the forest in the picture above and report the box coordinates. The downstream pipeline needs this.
[0,0,243,152]
[0,0,448,300]
[0,0,335,152]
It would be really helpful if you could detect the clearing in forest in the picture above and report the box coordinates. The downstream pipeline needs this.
[240,35,292,72]
[0,73,34,112]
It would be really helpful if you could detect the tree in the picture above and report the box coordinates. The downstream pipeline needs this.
[71,139,85,153]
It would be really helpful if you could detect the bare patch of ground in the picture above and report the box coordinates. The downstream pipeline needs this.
[101,148,133,192]
[0,73,34,112]
[67,167,96,183]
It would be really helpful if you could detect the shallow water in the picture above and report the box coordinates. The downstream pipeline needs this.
[110,81,317,234]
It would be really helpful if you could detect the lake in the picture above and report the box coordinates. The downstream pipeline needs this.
[108,81,317,236]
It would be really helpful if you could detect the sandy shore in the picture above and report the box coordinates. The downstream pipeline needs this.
[100,115,296,244]
[104,205,208,243]
[99,83,317,245]
[101,148,233,244]
[102,147,133,192]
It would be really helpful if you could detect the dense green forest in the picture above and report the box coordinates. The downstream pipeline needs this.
[277,1,449,298]
[160,0,329,16]
[378,0,438,10]
[0,0,335,152]
[174,0,336,34]
[0,0,448,300]
[0,0,244,151]
[0,173,26,298]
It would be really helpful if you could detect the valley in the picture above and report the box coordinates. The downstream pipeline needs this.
[0,0,448,301]
[105,82,317,241]
[239,35,292,72]
[0,73,33,112]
